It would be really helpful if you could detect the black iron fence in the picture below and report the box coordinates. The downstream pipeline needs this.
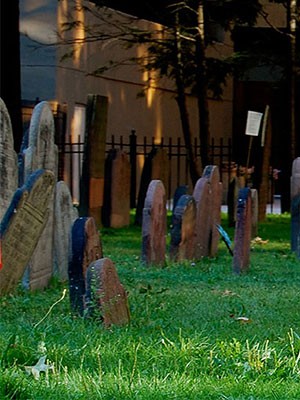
[57,131,278,208]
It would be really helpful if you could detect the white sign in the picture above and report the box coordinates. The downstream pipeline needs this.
[245,110,263,136]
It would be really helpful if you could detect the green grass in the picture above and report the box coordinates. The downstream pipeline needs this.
[1,212,300,399]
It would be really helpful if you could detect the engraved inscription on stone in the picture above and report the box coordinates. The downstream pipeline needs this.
[0,170,55,295]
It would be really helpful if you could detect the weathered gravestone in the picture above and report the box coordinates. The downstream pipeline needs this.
[22,101,58,291]
[0,97,18,221]
[53,181,79,281]
[232,187,252,274]
[141,180,167,266]
[193,165,222,258]
[85,257,130,327]
[171,185,189,226]
[68,216,103,315]
[170,195,196,261]
[135,148,169,225]
[102,149,130,228]
[291,157,300,255]
[0,169,55,295]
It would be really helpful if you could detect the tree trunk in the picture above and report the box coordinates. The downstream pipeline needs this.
[195,3,211,169]
[174,25,200,186]
[0,0,23,152]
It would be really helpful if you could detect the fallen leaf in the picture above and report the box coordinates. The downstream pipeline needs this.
[235,316,252,324]
[251,237,269,245]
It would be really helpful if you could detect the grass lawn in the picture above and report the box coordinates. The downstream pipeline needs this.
[1,212,300,399]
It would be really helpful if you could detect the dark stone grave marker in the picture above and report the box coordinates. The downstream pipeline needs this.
[170,194,196,261]
[68,216,103,315]
[232,187,252,274]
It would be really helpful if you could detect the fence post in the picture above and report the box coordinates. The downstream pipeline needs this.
[130,129,137,208]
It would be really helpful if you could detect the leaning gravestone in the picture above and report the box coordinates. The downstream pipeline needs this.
[85,257,130,327]
[53,181,79,281]
[291,157,300,255]
[141,180,167,266]
[232,187,252,274]
[102,149,130,228]
[170,194,196,261]
[68,216,103,315]
[22,101,58,291]
[0,169,55,295]
[0,97,18,221]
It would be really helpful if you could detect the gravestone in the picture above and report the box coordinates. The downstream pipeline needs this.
[171,185,189,226]
[68,216,103,315]
[291,157,300,255]
[85,257,130,327]
[22,101,58,291]
[0,169,55,295]
[227,176,240,227]
[135,148,169,226]
[232,187,252,274]
[53,181,79,281]
[193,165,222,258]
[251,189,258,238]
[102,149,130,228]
[170,195,196,261]
[141,180,167,266]
[0,97,18,221]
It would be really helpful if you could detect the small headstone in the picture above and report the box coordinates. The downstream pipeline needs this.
[227,176,240,227]
[171,185,189,226]
[170,195,196,261]
[232,187,252,274]
[0,97,18,221]
[68,216,103,315]
[291,157,300,254]
[53,181,79,281]
[0,169,55,295]
[85,257,130,327]
[193,177,210,258]
[141,180,166,266]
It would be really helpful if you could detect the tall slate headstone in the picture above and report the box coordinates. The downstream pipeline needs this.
[53,181,79,281]
[232,187,252,274]
[0,170,55,295]
[86,257,130,327]
[170,194,196,261]
[141,180,167,266]
[102,149,130,228]
[0,97,18,221]
[23,101,58,291]
[171,185,189,226]
[291,157,300,255]
[68,216,103,315]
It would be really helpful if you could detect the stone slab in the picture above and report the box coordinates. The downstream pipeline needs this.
[0,169,55,295]
[86,257,130,327]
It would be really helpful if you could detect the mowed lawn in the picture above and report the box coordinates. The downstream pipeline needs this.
[1,212,300,399]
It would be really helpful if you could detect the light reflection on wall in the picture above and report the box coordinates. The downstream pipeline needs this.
[70,104,86,204]
[73,0,85,66]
